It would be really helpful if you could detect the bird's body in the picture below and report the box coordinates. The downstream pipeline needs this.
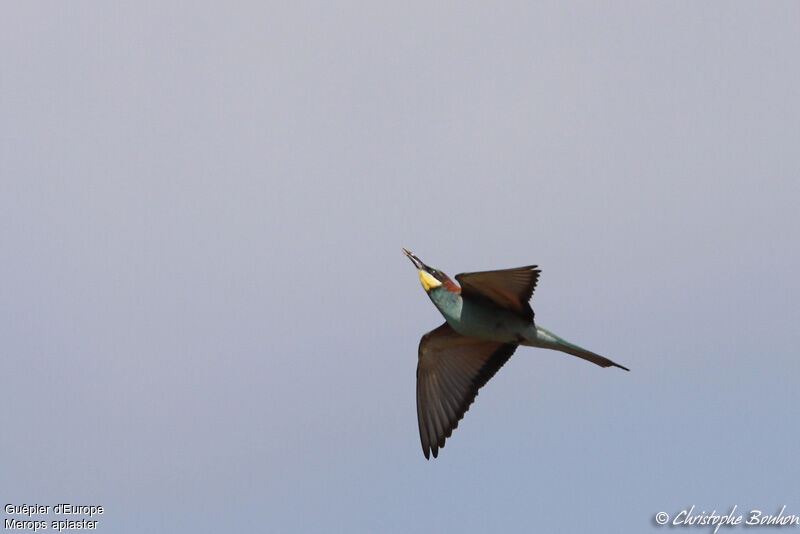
[403,248,628,459]
[428,285,532,343]
[428,283,618,362]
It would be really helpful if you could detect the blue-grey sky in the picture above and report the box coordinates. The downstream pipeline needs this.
[2,2,798,533]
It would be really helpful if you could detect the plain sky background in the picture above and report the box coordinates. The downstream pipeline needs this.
[2,2,799,532]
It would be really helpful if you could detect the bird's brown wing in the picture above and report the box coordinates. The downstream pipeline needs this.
[416,323,518,459]
[455,265,540,321]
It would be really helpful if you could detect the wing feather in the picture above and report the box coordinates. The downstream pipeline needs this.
[455,266,540,321]
[416,323,518,459]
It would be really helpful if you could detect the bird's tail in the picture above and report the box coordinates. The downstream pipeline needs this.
[531,326,629,371]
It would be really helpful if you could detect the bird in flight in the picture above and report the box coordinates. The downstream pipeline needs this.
[403,248,628,459]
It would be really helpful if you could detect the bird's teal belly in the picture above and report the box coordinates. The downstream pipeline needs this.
[431,290,529,343]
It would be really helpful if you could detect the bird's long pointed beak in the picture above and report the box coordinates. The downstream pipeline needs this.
[402,248,427,270]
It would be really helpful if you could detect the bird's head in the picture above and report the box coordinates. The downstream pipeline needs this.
[403,248,452,292]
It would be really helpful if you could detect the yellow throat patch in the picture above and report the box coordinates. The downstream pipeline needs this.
[419,270,442,292]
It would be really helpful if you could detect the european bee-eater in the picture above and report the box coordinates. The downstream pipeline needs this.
[403,248,629,459]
